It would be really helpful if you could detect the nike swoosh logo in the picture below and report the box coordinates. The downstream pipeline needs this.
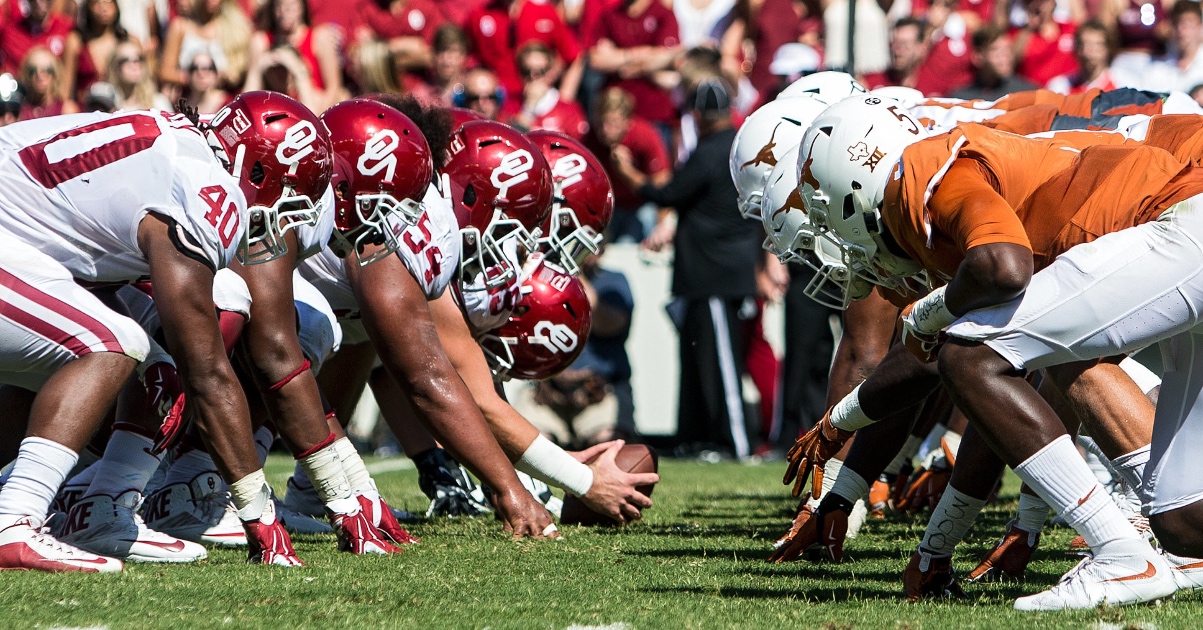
[122,538,186,552]
[1105,561,1158,582]
[1173,560,1203,571]
[1077,487,1097,507]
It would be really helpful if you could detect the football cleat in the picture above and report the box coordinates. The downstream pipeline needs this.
[283,476,326,518]
[59,492,207,563]
[142,473,247,546]
[415,448,492,517]
[868,478,891,519]
[903,548,966,601]
[329,507,403,555]
[966,520,1040,582]
[357,491,419,545]
[244,506,304,566]
[274,496,332,535]
[0,516,123,573]
[768,502,849,563]
[51,482,88,517]
[1163,551,1203,592]
[1013,541,1176,611]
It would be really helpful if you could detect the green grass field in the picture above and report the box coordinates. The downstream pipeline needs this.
[1,455,1199,629]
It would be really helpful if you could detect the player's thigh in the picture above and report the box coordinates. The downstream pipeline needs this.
[947,215,1203,372]
[0,238,148,389]
[1144,330,1203,514]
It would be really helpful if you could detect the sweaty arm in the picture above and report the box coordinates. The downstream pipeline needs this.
[929,159,1035,316]
[139,214,259,483]
[427,292,656,522]
[233,239,333,455]
[347,253,555,537]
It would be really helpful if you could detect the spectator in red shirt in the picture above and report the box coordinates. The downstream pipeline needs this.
[355,0,443,71]
[245,0,345,112]
[456,66,505,119]
[1047,19,1118,93]
[862,17,927,90]
[1012,0,1079,87]
[912,0,976,96]
[17,46,78,119]
[587,0,682,131]
[433,0,488,29]
[584,87,671,242]
[507,42,590,139]
[1,0,75,81]
[950,25,1037,99]
[467,0,584,109]
[737,0,822,98]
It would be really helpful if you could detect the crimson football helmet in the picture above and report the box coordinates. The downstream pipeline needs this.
[480,258,592,381]
[204,91,333,263]
[528,130,613,276]
[321,99,434,266]
[448,107,484,131]
[443,120,553,289]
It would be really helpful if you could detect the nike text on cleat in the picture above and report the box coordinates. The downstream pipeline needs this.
[903,548,966,601]
[60,492,207,563]
[0,517,123,573]
[1013,545,1176,611]
[142,473,247,546]
[967,520,1040,582]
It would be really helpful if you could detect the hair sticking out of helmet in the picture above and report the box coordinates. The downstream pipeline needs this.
[480,258,592,381]
[796,95,931,301]
[729,95,828,220]
[527,130,613,276]
[204,91,333,264]
[321,98,434,266]
[443,120,554,289]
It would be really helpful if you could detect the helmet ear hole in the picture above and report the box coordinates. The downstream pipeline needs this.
[842,193,856,220]
[463,184,478,208]
[250,161,266,186]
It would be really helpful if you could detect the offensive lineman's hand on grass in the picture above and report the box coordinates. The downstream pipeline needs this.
[494,489,560,540]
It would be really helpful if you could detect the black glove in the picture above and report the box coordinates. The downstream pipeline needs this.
[413,448,491,517]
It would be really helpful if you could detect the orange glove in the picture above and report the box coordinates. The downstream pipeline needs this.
[783,409,853,498]
[897,466,952,514]
[767,503,849,563]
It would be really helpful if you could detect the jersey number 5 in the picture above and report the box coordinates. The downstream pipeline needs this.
[19,114,163,188]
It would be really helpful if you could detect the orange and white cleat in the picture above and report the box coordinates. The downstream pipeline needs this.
[903,548,966,601]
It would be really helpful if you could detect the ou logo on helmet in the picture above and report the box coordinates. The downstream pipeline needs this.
[275,120,318,165]
[491,149,534,199]
[529,321,578,353]
[552,153,587,190]
[357,129,399,181]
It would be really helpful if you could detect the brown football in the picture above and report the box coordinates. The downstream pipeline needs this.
[560,443,658,526]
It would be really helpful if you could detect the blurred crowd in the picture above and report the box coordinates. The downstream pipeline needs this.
[12,0,1203,459]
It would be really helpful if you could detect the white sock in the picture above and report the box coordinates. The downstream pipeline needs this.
[1110,445,1149,494]
[1015,491,1050,534]
[84,430,160,498]
[332,437,374,497]
[297,440,356,513]
[163,449,219,488]
[1077,435,1113,485]
[253,426,275,466]
[884,435,923,476]
[0,438,78,527]
[806,458,843,510]
[1014,435,1142,553]
[829,468,870,505]
[64,460,100,489]
[919,486,987,556]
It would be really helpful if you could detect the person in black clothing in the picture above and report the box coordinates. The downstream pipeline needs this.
[950,25,1037,100]
[611,77,763,460]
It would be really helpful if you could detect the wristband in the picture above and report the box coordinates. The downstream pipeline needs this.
[830,383,875,431]
[516,435,594,497]
[909,286,956,334]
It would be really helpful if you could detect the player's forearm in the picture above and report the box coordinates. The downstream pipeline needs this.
[183,364,260,482]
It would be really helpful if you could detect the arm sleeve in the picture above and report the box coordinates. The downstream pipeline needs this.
[928,159,1032,253]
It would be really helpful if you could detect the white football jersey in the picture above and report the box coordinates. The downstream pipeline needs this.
[300,181,460,325]
[453,239,525,337]
[0,110,245,283]
[293,184,335,263]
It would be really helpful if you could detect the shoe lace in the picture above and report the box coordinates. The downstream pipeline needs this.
[28,527,90,558]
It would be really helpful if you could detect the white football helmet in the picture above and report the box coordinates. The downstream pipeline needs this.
[729,96,828,220]
[776,71,868,105]
[760,146,870,309]
[797,95,928,296]
[869,86,925,107]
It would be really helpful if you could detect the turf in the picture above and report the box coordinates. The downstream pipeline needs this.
[1,455,1197,629]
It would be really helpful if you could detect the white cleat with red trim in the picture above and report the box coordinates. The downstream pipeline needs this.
[60,492,207,563]
[0,517,123,573]
[1013,540,1176,611]
[142,473,247,546]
